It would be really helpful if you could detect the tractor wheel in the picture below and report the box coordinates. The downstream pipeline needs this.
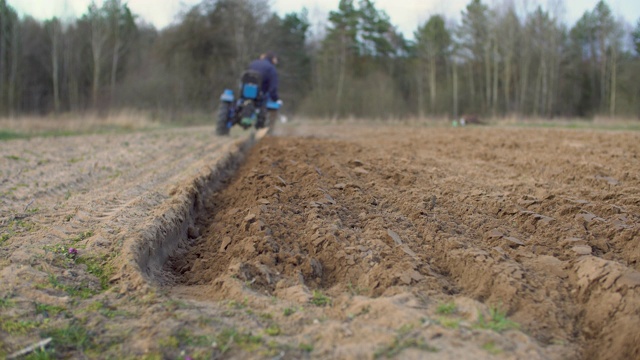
[216,103,231,136]
[255,112,266,130]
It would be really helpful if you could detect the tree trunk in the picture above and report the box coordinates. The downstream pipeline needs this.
[417,60,424,117]
[610,46,617,117]
[468,62,475,111]
[9,20,18,115]
[429,56,436,114]
[599,30,607,113]
[232,13,245,79]
[110,38,120,108]
[0,8,6,113]
[519,55,530,115]
[484,43,491,112]
[453,60,458,119]
[533,61,543,117]
[52,23,60,113]
[91,17,107,110]
[92,44,101,109]
[541,61,548,117]
[335,34,347,119]
[492,39,498,116]
[547,45,560,117]
[503,55,511,114]
[65,36,79,111]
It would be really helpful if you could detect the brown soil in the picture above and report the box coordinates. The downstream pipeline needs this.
[1,123,639,359]
[168,125,640,359]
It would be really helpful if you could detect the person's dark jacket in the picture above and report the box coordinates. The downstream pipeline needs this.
[248,58,279,101]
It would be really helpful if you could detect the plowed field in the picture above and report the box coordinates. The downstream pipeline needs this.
[2,124,639,359]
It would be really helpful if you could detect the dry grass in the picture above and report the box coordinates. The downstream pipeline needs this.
[495,115,640,130]
[0,110,157,134]
[293,115,640,131]
[293,116,452,127]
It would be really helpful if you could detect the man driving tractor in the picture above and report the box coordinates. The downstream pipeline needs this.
[248,52,279,103]
[216,51,282,136]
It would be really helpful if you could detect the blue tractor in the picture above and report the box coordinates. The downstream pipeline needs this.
[216,70,281,136]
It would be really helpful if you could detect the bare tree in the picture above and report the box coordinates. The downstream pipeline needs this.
[416,15,451,115]
[46,18,62,113]
[8,17,18,115]
[609,18,625,117]
[87,2,108,109]
[498,2,519,114]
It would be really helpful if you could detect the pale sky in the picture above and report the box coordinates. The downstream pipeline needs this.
[10,0,640,39]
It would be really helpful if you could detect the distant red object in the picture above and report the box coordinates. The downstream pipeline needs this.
[460,114,483,125]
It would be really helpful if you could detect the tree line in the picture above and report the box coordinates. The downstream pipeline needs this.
[1,0,639,119]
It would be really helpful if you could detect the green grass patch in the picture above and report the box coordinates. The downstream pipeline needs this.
[0,124,163,142]
[0,295,15,309]
[70,231,93,243]
[137,354,163,360]
[163,299,190,310]
[436,302,457,315]
[226,298,248,310]
[216,328,263,354]
[263,340,291,357]
[25,348,56,360]
[84,301,130,319]
[475,306,519,333]
[159,336,179,349]
[437,317,460,329]
[175,329,215,347]
[374,338,437,358]
[42,244,76,267]
[298,343,314,352]
[482,341,502,355]
[43,324,93,352]
[4,154,24,161]
[76,256,112,290]
[374,325,437,358]
[4,219,36,239]
[1,319,40,334]
[0,130,27,141]
[283,307,296,316]
[86,301,105,312]
[40,273,97,299]
[13,219,34,234]
[310,290,331,307]
[264,324,281,336]
[0,126,160,142]
[35,303,67,317]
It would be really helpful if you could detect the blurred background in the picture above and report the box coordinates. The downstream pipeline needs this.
[1,0,640,122]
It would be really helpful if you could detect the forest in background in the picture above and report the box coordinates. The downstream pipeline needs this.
[1,0,640,120]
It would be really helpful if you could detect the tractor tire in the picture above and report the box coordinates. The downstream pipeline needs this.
[216,103,231,136]
[255,113,266,130]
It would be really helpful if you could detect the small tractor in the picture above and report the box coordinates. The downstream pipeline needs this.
[215,70,281,136]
